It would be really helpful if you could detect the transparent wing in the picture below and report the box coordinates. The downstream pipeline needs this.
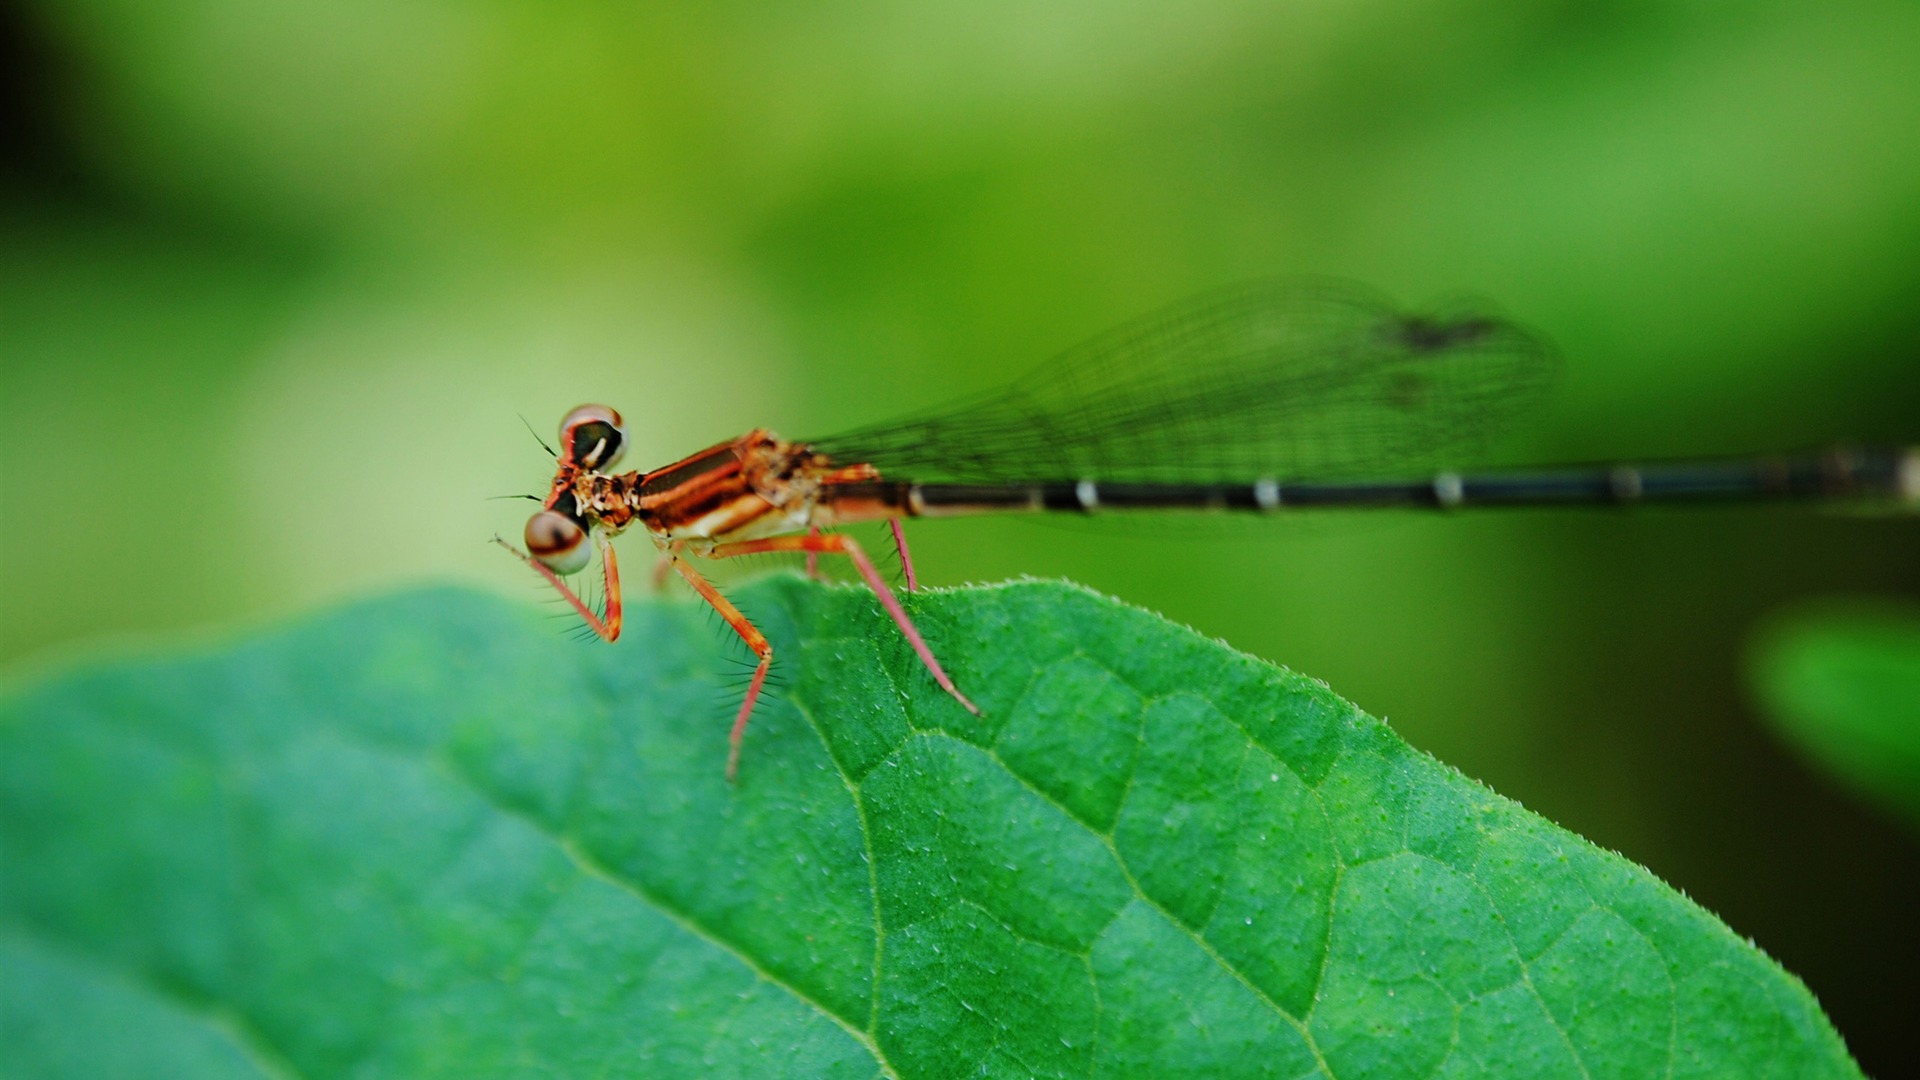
[812,280,1559,484]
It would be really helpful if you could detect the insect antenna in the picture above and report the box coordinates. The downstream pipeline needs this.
[519,414,559,458]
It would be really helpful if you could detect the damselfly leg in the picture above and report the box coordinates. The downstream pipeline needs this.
[494,534,623,642]
[664,554,773,783]
[806,522,920,592]
[503,524,968,782]
[889,519,919,592]
[706,532,978,718]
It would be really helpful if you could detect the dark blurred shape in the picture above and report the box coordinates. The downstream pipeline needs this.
[0,3,83,198]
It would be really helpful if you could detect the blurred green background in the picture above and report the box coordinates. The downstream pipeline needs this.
[2,0,1917,1069]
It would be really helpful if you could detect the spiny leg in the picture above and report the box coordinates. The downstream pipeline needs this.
[670,556,772,783]
[888,519,918,592]
[494,535,623,642]
[595,535,624,638]
[707,533,978,715]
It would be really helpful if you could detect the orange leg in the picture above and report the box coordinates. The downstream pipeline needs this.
[494,534,623,642]
[888,519,918,592]
[669,556,770,783]
[707,533,979,716]
[804,525,822,580]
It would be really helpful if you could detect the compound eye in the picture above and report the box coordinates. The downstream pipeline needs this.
[524,511,591,574]
[558,404,626,470]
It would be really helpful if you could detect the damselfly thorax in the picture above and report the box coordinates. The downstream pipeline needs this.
[497,282,1919,782]
[553,429,903,548]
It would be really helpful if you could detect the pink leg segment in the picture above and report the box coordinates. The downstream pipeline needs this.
[804,525,822,581]
[669,556,773,783]
[889,519,919,592]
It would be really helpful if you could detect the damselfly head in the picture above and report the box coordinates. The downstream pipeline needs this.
[559,404,626,471]
[524,510,591,574]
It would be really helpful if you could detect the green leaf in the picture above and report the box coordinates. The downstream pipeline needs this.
[1752,606,1920,829]
[1,578,1858,1078]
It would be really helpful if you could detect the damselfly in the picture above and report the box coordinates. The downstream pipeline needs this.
[496,281,1918,780]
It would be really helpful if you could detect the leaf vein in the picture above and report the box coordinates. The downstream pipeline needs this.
[415,754,899,1078]
[915,730,1339,1079]
[783,692,889,1039]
